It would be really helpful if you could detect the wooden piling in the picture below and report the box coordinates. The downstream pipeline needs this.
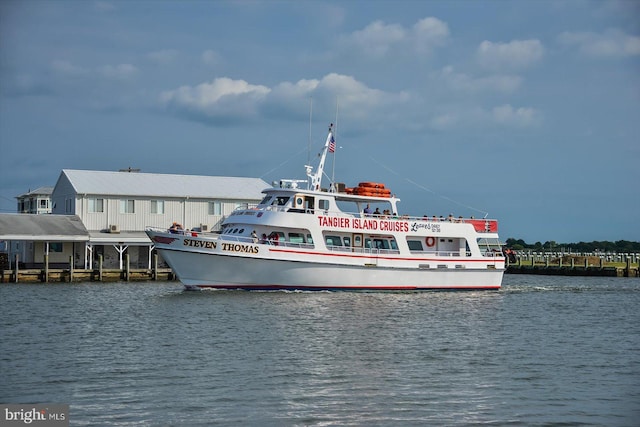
[153,254,158,281]
[44,254,49,283]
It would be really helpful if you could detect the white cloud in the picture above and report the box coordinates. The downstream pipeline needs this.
[147,50,179,64]
[316,73,389,107]
[160,74,408,125]
[341,16,449,58]
[425,104,539,131]
[160,77,271,122]
[558,28,640,58]
[476,39,544,70]
[271,79,320,99]
[348,20,406,57]
[438,66,522,94]
[491,104,539,127]
[412,17,450,53]
[161,77,270,106]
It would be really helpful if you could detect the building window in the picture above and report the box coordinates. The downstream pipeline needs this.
[120,199,135,214]
[88,198,104,213]
[65,198,72,213]
[208,201,222,215]
[39,199,49,209]
[50,243,63,252]
[151,200,164,214]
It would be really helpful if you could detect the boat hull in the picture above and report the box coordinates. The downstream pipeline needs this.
[155,242,504,291]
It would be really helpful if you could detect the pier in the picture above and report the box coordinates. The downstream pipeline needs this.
[506,253,640,277]
[0,253,177,283]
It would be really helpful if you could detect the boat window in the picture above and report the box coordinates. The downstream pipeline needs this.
[325,235,343,246]
[306,234,314,244]
[305,196,315,211]
[318,199,329,210]
[259,195,272,205]
[274,196,290,206]
[288,233,305,244]
[239,228,245,234]
[364,237,399,251]
[477,238,502,251]
[407,240,424,251]
[343,236,351,247]
[373,239,389,249]
[232,228,238,233]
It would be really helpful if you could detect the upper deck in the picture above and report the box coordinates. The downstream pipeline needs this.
[228,186,498,236]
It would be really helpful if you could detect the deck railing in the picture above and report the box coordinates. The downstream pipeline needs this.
[229,206,499,233]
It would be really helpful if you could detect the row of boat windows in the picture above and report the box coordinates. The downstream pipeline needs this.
[325,235,398,250]
[222,226,462,252]
[258,195,331,211]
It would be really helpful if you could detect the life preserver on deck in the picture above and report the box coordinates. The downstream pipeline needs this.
[358,182,385,188]
[425,236,436,247]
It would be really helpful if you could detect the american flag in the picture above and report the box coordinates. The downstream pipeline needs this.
[329,135,336,153]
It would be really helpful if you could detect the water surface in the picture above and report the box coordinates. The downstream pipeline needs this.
[1,276,638,426]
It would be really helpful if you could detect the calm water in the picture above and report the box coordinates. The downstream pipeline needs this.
[1,276,639,426]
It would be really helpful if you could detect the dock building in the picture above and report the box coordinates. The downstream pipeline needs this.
[1,169,268,271]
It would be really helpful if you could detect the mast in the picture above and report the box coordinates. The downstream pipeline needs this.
[307,97,312,168]
[306,123,334,191]
[331,99,338,188]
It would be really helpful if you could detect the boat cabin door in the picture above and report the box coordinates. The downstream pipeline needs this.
[352,233,363,252]
[293,194,314,213]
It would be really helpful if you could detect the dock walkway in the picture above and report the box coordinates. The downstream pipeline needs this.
[506,255,639,277]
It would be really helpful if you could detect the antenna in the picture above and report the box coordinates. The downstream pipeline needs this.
[306,123,334,191]
[331,97,339,187]
[307,97,312,168]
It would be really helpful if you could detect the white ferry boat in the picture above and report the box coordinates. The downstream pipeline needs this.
[146,125,505,291]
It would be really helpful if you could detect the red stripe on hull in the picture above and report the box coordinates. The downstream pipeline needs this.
[268,247,505,264]
[189,284,501,291]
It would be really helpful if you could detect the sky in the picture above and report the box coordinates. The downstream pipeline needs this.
[1,0,639,244]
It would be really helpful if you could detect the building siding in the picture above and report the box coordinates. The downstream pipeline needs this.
[51,170,268,232]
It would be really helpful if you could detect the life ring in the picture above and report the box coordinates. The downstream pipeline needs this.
[425,236,436,247]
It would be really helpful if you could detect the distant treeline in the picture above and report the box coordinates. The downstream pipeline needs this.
[505,238,640,253]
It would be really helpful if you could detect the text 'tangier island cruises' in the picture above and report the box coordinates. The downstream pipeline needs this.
[146,124,505,291]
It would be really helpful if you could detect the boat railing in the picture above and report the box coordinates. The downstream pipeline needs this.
[325,245,401,255]
[220,234,316,249]
[231,206,498,233]
[410,250,474,257]
[228,205,498,233]
[220,235,256,244]
[265,241,314,249]
[325,247,495,258]
[146,226,202,236]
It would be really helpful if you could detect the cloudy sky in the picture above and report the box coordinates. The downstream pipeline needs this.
[1,0,638,243]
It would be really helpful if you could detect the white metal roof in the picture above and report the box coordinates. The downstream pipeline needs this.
[88,231,151,244]
[61,169,270,200]
[0,214,89,241]
[16,186,54,198]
